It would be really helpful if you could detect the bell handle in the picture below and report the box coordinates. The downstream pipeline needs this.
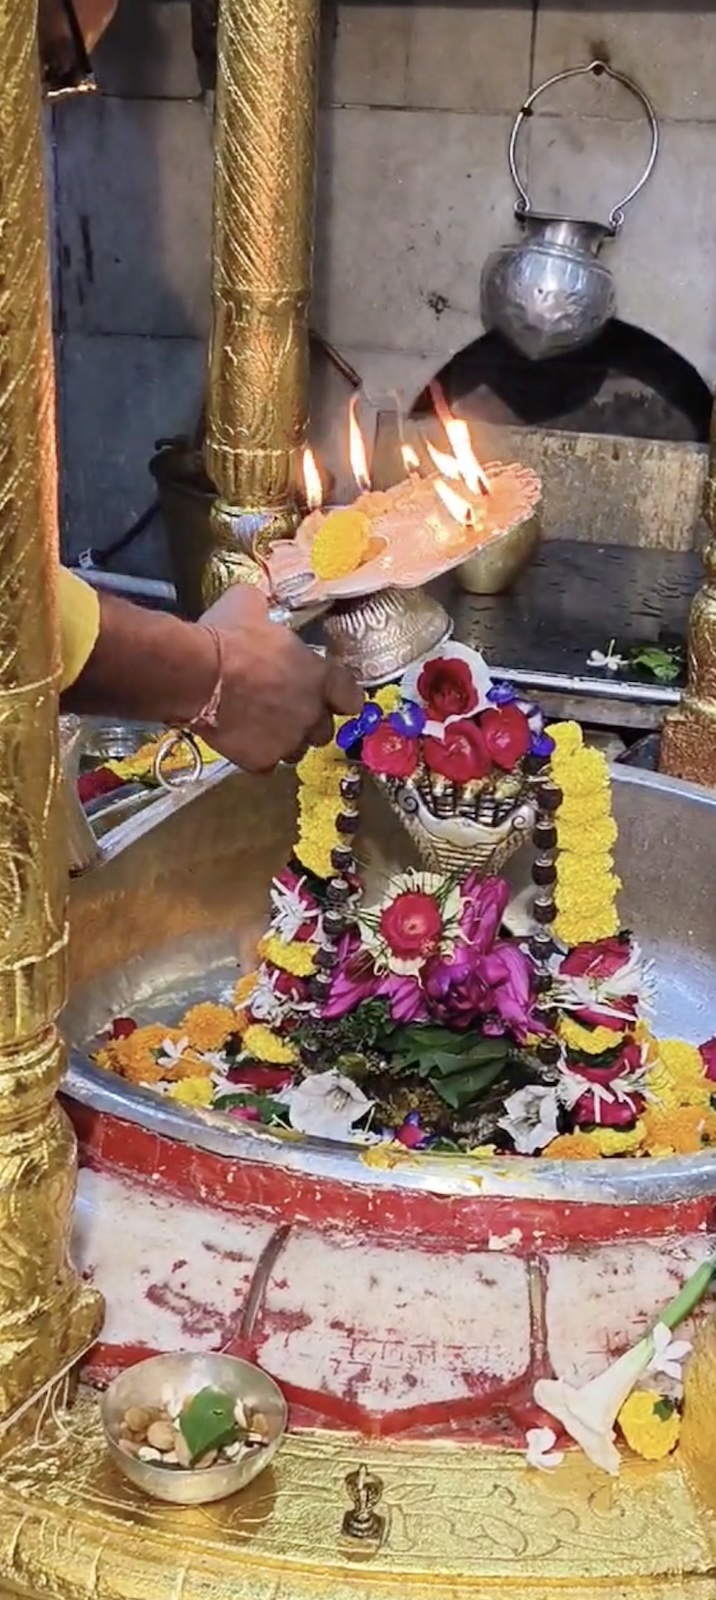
[508,60,659,233]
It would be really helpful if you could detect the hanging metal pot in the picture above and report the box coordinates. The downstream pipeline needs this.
[480,61,659,361]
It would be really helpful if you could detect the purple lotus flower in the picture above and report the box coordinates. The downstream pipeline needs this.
[458,873,510,951]
[480,942,544,1041]
[322,932,427,1023]
[422,948,494,1030]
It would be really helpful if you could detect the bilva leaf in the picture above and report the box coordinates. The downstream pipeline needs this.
[430,1059,507,1110]
[179,1386,241,1461]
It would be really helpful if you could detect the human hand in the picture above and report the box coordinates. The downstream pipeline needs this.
[197,584,363,773]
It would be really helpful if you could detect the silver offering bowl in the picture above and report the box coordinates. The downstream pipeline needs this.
[100,1351,287,1506]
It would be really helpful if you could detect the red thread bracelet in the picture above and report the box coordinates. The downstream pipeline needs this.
[188,624,224,730]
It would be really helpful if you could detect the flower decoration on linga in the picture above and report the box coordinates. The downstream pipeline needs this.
[338,642,554,785]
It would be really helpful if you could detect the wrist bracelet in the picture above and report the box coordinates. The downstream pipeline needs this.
[188,624,224,730]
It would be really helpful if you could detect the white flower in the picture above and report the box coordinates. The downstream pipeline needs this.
[269,874,321,943]
[551,941,656,1022]
[525,1427,564,1472]
[157,1034,189,1064]
[278,1070,374,1142]
[498,1085,561,1155]
[534,1337,655,1476]
[587,640,624,673]
[647,1322,692,1384]
[398,642,493,739]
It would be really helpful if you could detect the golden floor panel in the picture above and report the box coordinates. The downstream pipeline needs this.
[0,1398,714,1599]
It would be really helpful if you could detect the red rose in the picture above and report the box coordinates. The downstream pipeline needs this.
[559,937,631,984]
[424,720,490,783]
[572,1089,644,1128]
[479,704,531,771]
[571,1039,641,1084]
[417,657,479,723]
[380,891,443,962]
[362,724,419,780]
[700,1038,716,1082]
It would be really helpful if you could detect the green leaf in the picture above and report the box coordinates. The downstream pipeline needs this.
[429,1043,509,1078]
[629,646,683,684]
[179,1387,241,1461]
[430,1059,507,1110]
[653,1397,676,1422]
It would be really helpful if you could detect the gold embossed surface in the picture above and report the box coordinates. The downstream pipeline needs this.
[0,1396,713,1599]
[205,0,319,532]
[660,396,716,788]
[0,0,102,1416]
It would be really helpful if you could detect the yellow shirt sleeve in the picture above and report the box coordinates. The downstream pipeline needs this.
[58,568,101,692]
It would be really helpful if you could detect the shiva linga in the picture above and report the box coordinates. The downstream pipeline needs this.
[256,389,542,688]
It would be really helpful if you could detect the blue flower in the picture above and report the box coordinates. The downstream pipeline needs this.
[388,700,426,738]
[530,731,555,760]
[335,700,384,751]
[487,680,518,706]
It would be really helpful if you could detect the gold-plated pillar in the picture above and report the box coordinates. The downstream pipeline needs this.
[203,0,320,596]
[0,0,102,1418]
[659,399,716,787]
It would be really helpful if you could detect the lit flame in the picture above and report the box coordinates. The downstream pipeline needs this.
[401,443,421,477]
[433,477,474,527]
[429,379,490,495]
[425,439,461,481]
[349,395,371,491]
[302,446,323,510]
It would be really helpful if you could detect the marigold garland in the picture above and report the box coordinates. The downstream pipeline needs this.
[559,1017,625,1056]
[547,722,621,945]
[646,1039,712,1108]
[257,935,317,978]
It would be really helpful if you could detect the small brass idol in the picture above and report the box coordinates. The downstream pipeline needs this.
[341,1464,385,1544]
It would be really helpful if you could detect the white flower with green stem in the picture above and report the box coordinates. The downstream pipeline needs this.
[533,1259,714,1475]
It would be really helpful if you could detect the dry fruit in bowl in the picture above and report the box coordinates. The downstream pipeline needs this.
[118,1384,271,1471]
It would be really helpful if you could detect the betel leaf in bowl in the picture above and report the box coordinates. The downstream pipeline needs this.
[179,1387,244,1462]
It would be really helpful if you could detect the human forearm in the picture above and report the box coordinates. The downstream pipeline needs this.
[61,589,217,726]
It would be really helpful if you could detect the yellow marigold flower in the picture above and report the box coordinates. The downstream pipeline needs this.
[554,906,620,946]
[259,934,317,976]
[298,795,343,831]
[555,883,622,919]
[165,1053,215,1082]
[555,749,611,800]
[311,508,371,580]
[180,1002,236,1053]
[560,1017,627,1056]
[556,852,616,890]
[556,794,612,830]
[167,1077,215,1109]
[646,1038,711,1109]
[294,836,336,880]
[296,745,345,788]
[372,683,402,714]
[242,1024,298,1065]
[234,971,259,1008]
[555,816,618,855]
[546,721,583,757]
[642,1103,716,1156]
[588,1122,645,1156]
[618,1390,680,1460]
[109,1024,186,1085]
[544,1132,598,1160]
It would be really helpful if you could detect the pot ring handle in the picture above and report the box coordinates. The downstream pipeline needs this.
[152,729,206,790]
[508,60,659,233]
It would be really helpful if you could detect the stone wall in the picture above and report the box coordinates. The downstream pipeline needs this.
[49,0,716,574]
